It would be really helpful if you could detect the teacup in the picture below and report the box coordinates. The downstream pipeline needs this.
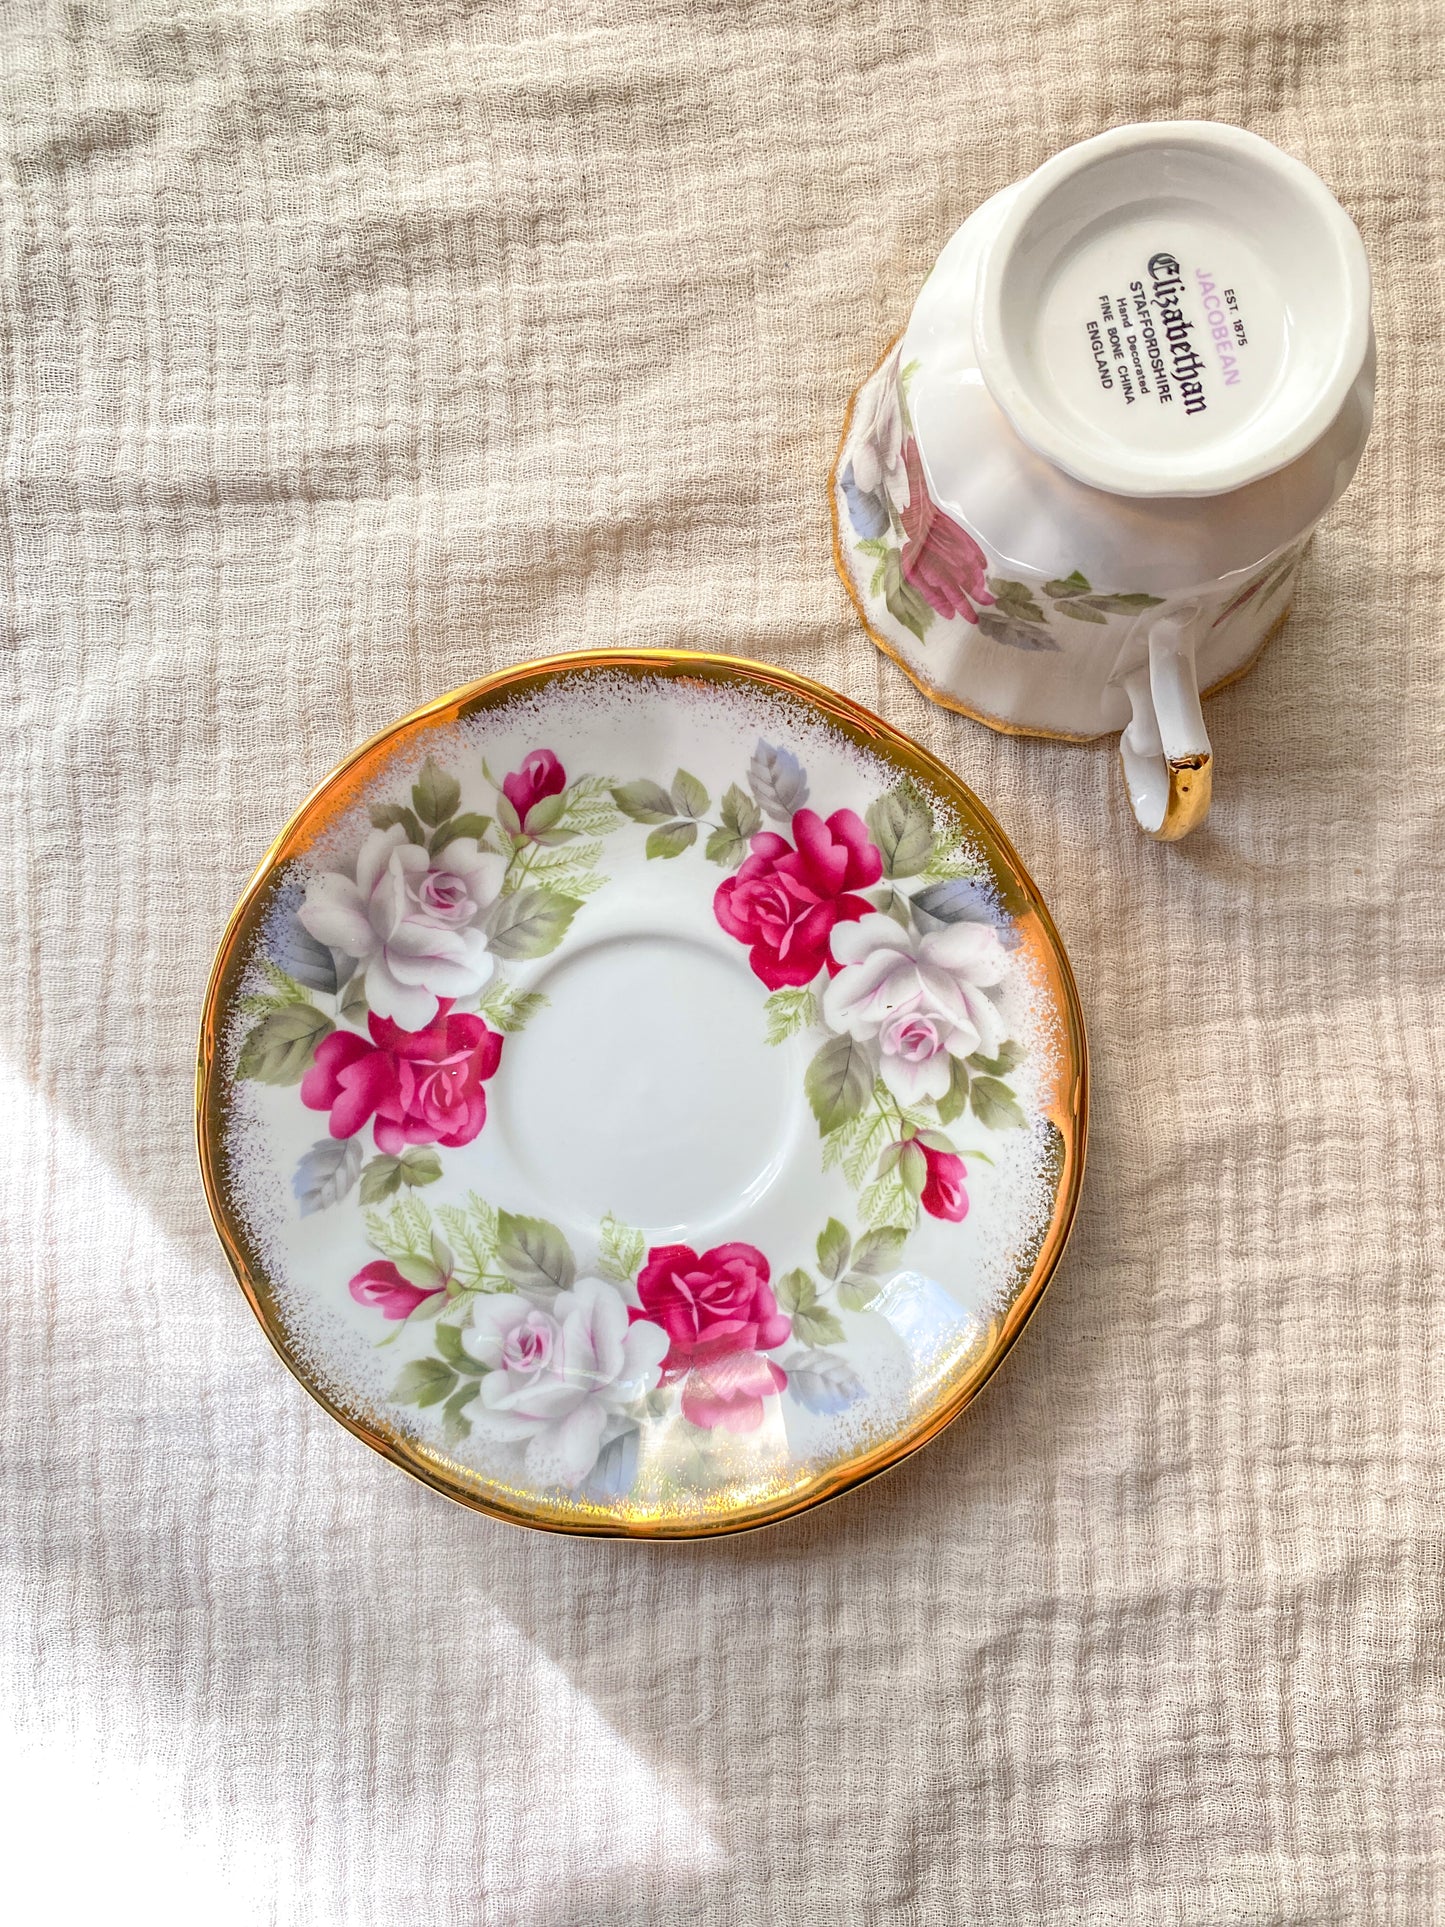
[832,122,1374,837]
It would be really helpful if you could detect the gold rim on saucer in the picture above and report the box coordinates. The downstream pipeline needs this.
[196,649,1088,1538]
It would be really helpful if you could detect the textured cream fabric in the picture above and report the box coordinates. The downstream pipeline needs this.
[3,2,1443,1921]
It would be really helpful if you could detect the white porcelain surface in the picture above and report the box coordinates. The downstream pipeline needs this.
[833,123,1375,811]
[975,123,1372,497]
[199,656,1085,1534]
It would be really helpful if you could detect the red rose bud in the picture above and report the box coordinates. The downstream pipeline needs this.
[501,749,567,830]
[348,1259,442,1321]
[919,1142,969,1222]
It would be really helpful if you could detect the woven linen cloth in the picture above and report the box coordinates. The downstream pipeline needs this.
[3,2,1443,1920]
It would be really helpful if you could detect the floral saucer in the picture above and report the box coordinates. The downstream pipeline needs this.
[197,651,1087,1536]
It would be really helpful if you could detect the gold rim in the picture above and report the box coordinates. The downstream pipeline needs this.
[196,648,1089,1539]
[828,341,1292,742]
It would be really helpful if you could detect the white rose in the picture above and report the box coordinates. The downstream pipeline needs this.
[464,1279,669,1489]
[298,823,505,1030]
[849,351,908,509]
[822,912,1008,1106]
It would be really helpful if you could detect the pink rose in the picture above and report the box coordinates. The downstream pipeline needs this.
[680,1350,789,1434]
[502,749,567,829]
[349,1259,441,1320]
[633,1241,791,1374]
[713,808,883,990]
[919,1143,969,1222]
[301,1004,503,1154]
[900,438,994,623]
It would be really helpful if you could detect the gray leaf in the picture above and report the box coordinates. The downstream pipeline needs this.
[785,1351,865,1415]
[978,610,1061,652]
[585,1426,643,1501]
[909,878,998,933]
[748,739,809,822]
[275,910,341,995]
[292,1137,362,1216]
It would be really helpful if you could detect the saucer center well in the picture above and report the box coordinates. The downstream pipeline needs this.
[493,934,797,1237]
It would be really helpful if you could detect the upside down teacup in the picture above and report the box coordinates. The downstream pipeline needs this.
[832,121,1374,838]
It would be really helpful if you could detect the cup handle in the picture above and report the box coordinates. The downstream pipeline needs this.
[1119,612,1213,840]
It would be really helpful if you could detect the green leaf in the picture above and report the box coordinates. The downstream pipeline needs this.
[899,1140,928,1200]
[597,1212,646,1287]
[774,1268,816,1314]
[805,1032,876,1135]
[936,1055,971,1126]
[967,1039,1026,1076]
[412,756,461,827]
[393,1251,447,1290]
[611,779,677,824]
[876,1139,904,1178]
[430,811,491,854]
[670,769,709,819]
[719,781,763,840]
[522,792,568,836]
[339,974,369,1024]
[851,1227,907,1275]
[434,1322,485,1375]
[369,802,426,844]
[477,981,549,1034]
[1042,570,1091,598]
[494,793,522,837]
[645,821,697,860]
[364,1195,433,1261]
[245,959,314,1010]
[1053,599,1108,624]
[970,1076,1027,1131]
[359,1155,404,1204]
[866,782,935,880]
[792,1303,846,1348]
[838,1277,881,1312]
[486,888,580,960]
[882,547,932,643]
[436,1195,500,1290]
[403,1289,447,1325]
[764,987,819,1045]
[496,1210,576,1295]
[392,1357,457,1409]
[1080,592,1166,614]
[235,1004,334,1085]
[400,1147,443,1188]
[816,1218,851,1282]
[441,1380,480,1443]
[704,826,750,868]
[988,578,1048,625]
[868,885,912,929]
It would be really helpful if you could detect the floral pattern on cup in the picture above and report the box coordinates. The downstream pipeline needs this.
[233,733,1035,1497]
[838,348,1175,653]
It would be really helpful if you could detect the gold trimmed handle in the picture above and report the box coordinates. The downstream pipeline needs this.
[1120,617,1212,840]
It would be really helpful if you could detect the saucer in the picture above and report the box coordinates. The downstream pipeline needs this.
[197,651,1087,1536]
